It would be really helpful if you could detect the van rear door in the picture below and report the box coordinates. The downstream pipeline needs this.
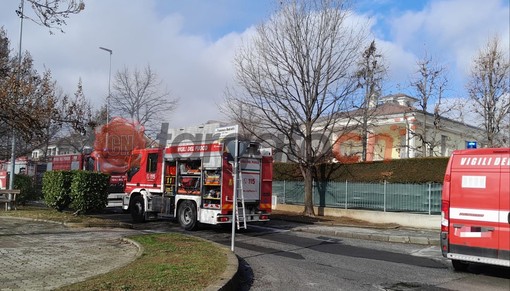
[449,150,502,260]
[499,153,510,261]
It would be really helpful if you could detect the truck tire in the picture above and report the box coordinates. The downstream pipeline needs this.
[178,200,198,230]
[451,260,469,272]
[130,195,145,223]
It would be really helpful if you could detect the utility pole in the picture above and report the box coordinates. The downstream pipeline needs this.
[8,0,24,204]
[99,46,112,151]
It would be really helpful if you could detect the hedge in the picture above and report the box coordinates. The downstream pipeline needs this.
[42,171,74,211]
[274,157,449,183]
[13,174,37,205]
[70,171,109,214]
[42,170,109,213]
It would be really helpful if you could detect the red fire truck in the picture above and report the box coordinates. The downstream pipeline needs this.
[122,125,273,230]
[0,170,7,189]
[47,154,87,171]
[441,148,510,271]
[45,152,126,196]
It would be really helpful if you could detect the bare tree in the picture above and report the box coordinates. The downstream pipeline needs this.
[18,0,85,34]
[110,64,178,136]
[49,79,93,154]
[221,90,264,140]
[409,53,449,156]
[0,28,8,79]
[0,26,91,160]
[467,37,510,147]
[224,0,366,216]
[0,52,57,141]
[354,40,387,161]
[0,54,57,159]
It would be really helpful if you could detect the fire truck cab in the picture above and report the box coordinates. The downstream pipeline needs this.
[122,125,272,230]
[441,148,510,271]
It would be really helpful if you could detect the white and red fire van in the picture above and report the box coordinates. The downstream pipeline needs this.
[441,148,510,271]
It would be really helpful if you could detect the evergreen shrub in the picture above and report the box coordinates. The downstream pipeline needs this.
[274,157,449,183]
[13,174,37,205]
[70,171,109,213]
[42,171,74,211]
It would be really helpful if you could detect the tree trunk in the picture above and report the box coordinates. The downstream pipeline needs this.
[302,165,315,216]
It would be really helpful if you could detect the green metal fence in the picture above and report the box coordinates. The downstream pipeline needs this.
[272,181,442,215]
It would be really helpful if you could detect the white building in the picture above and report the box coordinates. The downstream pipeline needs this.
[331,93,484,162]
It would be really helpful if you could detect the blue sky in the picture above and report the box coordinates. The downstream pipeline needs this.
[0,0,508,128]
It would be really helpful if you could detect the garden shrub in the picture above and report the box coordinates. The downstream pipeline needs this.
[13,174,37,205]
[274,157,449,183]
[42,171,73,211]
[70,171,109,213]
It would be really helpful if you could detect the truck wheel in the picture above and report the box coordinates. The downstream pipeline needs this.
[178,200,198,230]
[130,196,145,223]
[451,260,469,272]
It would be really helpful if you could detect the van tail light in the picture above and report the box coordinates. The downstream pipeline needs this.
[441,200,449,233]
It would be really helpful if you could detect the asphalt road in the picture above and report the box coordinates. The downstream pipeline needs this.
[230,225,509,291]
[117,215,510,291]
[4,210,508,290]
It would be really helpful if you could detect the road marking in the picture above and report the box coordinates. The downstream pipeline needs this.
[247,224,292,233]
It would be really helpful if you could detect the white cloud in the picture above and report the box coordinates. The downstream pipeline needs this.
[1,0,508,132]
[1,0,247,129]
[387,0,509,95]
[375,39,417,92]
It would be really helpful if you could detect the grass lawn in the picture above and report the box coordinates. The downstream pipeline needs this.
[0,206,229,291]
[60,233,228,291]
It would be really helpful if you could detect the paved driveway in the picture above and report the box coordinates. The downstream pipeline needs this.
[0,217,140,290]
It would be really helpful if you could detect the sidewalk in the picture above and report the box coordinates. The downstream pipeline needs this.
[270,210,440,246]
[0,217,140,291]
[92,208,441,245]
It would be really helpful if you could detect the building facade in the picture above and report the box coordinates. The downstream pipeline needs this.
[331,94,483,162]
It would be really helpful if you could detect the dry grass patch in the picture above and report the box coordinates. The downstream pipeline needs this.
[59,233,228,291]
[0,207,229,291]
[0,205,115,224]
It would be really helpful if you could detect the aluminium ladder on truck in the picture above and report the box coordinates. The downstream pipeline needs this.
[235,170,247,230]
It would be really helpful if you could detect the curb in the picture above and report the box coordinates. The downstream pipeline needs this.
[295,226,440,246]
[1,216,239,290]
[204,248,239,291]
[0,215,135,229]
[188,236,239,291]
[65,221,134,229]
[98,220,240,290]
[122,237,145,259]
[69,221,241,290]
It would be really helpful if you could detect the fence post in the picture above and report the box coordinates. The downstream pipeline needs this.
[428,183,432,215]
[383,180,387,212]
[313,179,315,203]
[345,180,348,210]
[283,180,286,204]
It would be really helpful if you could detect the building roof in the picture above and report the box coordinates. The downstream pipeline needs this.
[371,102,415,116]
[320,93,481,132]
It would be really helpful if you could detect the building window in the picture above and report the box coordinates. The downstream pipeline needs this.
[399,135,407,158]
[147,153,159,173]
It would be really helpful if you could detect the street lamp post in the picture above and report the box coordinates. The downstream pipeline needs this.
[8,0,24,207]
[99,46,112,151]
